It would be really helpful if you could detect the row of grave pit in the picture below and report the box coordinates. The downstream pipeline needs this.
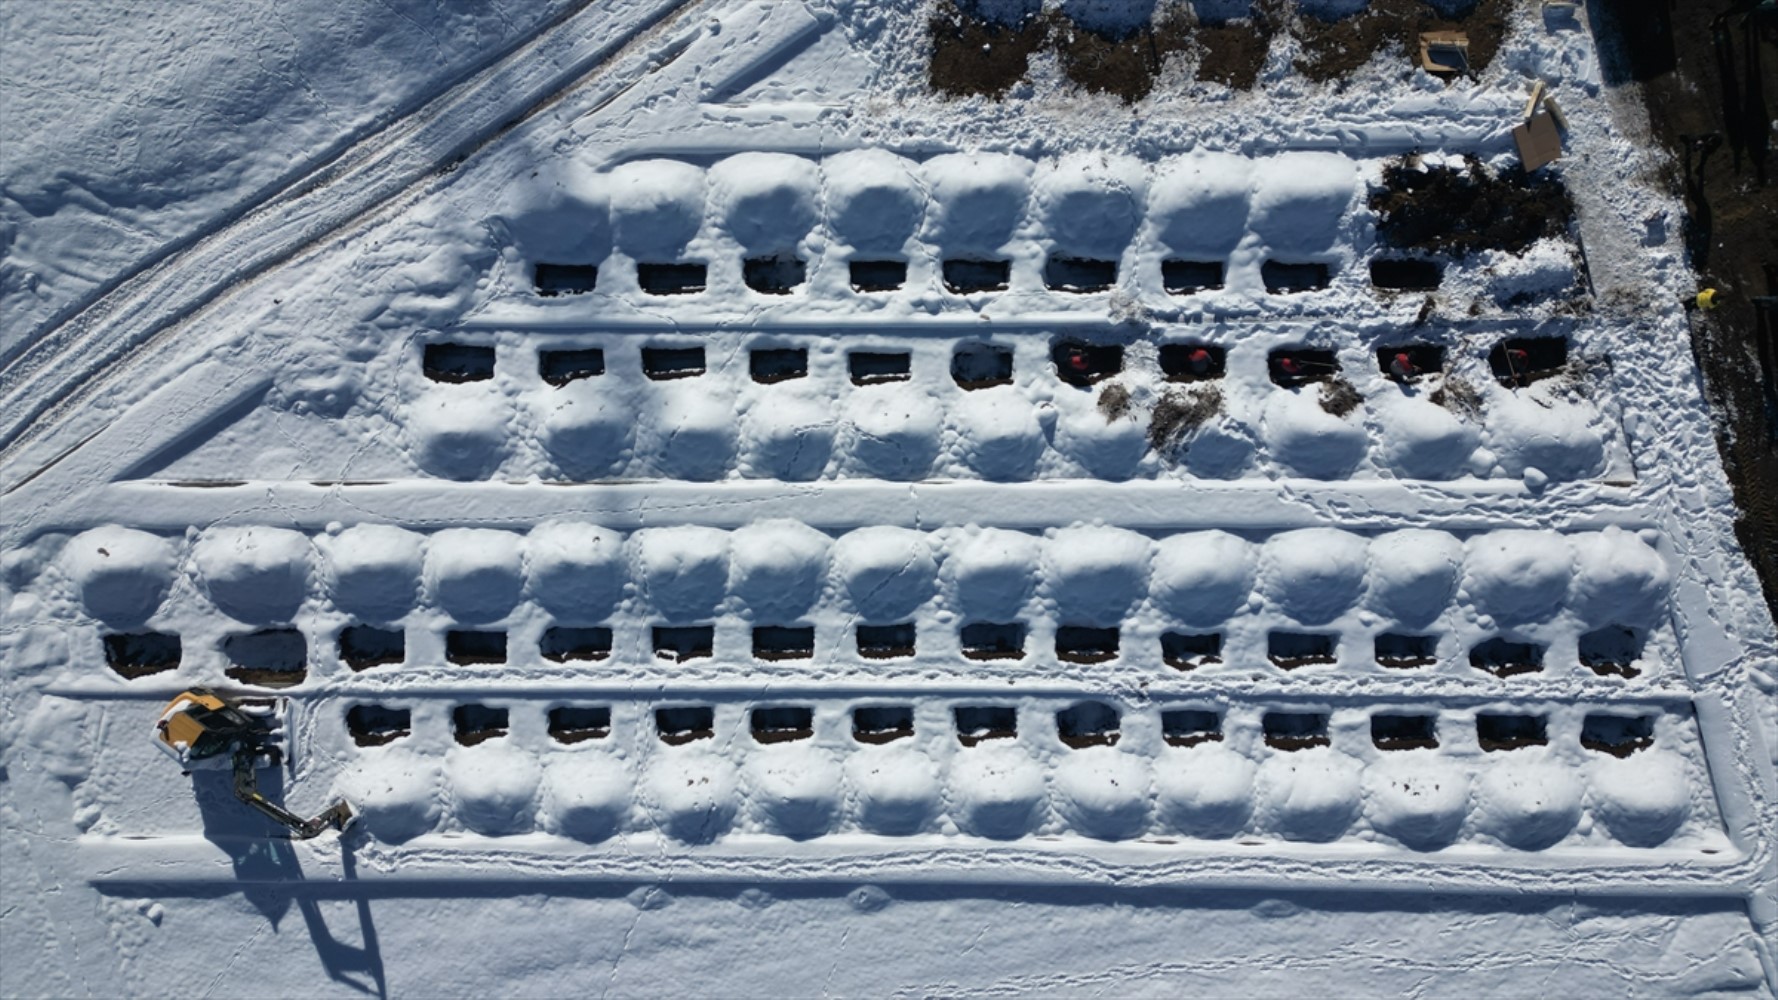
[100,620,1651,685]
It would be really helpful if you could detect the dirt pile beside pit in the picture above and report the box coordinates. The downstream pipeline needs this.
[1371,156,1576,256]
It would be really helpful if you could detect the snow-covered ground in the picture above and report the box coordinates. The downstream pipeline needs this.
[2,0,1774,995]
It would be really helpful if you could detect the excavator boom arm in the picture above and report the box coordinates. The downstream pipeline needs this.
[231,751,354,840]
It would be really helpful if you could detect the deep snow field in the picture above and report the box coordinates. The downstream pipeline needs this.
[2,0,1775,995]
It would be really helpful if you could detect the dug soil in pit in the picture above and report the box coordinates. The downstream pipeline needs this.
[1371,156,1576,256]
[1048,6,1194,104]
[1294,0,1510,83]
[927,1,1050,99]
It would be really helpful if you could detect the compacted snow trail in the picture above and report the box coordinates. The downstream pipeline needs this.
[2,0,1774,995]
[0,0,697,470]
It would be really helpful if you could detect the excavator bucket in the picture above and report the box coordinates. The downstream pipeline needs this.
[155,687,354,838]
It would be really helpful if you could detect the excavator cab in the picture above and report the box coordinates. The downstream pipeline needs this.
[154,688,354,840]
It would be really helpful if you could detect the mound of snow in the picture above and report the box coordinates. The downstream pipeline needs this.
[1257,751,1362,842]
[1568,528,1671,628]
[525,522,626,621]
[61,527,175,626]
[922,153,1032,254]
[192,526,311,624]
[709,152,819,253]
[1054,398,1146,479]
[651,385,736,481]
[1146,153,1251,255]
[321,524,425,621]
[740,390,836,481]
[334,750,442,843]
[1476,760,1581,850]
[1150,531,1256,627]
[1044,526,1153,626]
[1183,416,1258,479]
[1248,153,1356,255]
[843,384,941,480]
[1260,528,1368,625]
[1153,744,1255,838]
[537,384,633,479]
[728,520,830,620]
[948,745,1047,839]
[644,750,738,843]
[447,743,540,835]
[845,745,942,835]
[1372,394,1479,480]
[1485,394,1606,481]
[425,529,524,623]
[1261,390,1367,480]
[824,149,922,253]
[1463,531,1571,625]
[1035,152,1144,256]
[1363,757,1470,851]
[633,527,728,619]
[408,389,508,480]
[1365,529,1463,627]
[946,527,1042,620]
[831,526,936,621]
[1051,748,1151,840]
[609,159,705,258]
[1588,752,1691,847]
[745,746,844,839]
[496,161,610,263]
[539,754,632,842]
[951,388,1045,481]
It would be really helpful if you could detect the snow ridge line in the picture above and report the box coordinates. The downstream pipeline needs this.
[76,834,1761,897]
[0,0,699,459]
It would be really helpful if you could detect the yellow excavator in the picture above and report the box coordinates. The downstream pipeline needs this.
[154,688,353,839]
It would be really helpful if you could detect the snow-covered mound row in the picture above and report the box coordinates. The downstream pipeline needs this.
[497,151,1370,302]
[48,522,1671,636]
[389,331,1621,484]
[40,522,1675,688]
[326,694,1715,854]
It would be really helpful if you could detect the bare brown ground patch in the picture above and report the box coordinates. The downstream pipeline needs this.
[1295,0,1511,84]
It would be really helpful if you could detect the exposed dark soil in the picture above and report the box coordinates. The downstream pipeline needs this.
[954,705,1018,747]
[1162,707,1224,747]
[1295,0,1509,84]
[1161,631,1223,670]
[1196,2,1282,90]
[548,706,611,744]
[930,0,1513,99]
[1097,382,1133,421]
[1050,7,1194,103]
[1148,385,1223,451]
[1374,632,1439,668]
[1588,0,1778,618]
[752,706,816,744]
[853,705,915,744]
[1055,625,1119,663]
[1580,712,1656,758]
[1469,636,1545,677]
[928,0,1051,99]
[1318,377,1364,416]
[928,1,1211,103]
[452,704,509,747]
[857,622,917,659]
[1476,713,1549,752]
[1371,156,1576,256]
[347,705,411,747]
[1430,374,1483,419]
[103,632,181,678]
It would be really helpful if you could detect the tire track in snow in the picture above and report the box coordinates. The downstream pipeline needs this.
[0,0,699,466]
